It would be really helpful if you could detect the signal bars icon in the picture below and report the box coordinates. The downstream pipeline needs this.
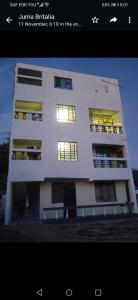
[37,2,50,7]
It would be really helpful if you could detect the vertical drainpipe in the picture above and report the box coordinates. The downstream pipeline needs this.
[125,180,132,215]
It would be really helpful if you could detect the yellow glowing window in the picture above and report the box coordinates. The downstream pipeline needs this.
[15,100,42,111]
[94,114,113,125]
[56,105,76,123]
[94,115,103,124]
[58,141,77,161]
[13,139,41,149]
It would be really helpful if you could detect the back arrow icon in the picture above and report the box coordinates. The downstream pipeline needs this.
[36,289,43,296]
[109,17,117,23]
[6,17,13,23]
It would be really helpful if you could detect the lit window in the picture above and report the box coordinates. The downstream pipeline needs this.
[54,77,72,89]
[94,114,113,124]
[56,105,76,123]
[58,142,78,161]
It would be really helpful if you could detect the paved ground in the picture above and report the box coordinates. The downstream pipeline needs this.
[1,216,138,242]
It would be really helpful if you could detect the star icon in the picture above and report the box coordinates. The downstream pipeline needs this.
[91,16,99,23]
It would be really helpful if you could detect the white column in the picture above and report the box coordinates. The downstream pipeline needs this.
[128,177,138,214]
[92,208,95,216]
[43,211,46,220]
[56,210,58,219]
[104,207,106,216]
[66,209,69,219]
[113,206,117,215]
[123,206,127,214]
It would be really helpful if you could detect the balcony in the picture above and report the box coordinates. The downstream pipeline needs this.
[14,100,43,121]
[12,139,42,160]
[93,145,127,168]
[89,108,122,134]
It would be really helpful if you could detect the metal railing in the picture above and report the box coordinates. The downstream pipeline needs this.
[43,203,132,220]
[12,150,41,160]
[90,124,122,134]
[93,159,127,168]
[14,111,43,121]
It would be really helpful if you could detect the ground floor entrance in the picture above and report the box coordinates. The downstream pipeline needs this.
[7,178,137,224]
[12,182,40,220]
[63,182,76,218]
[52,181,77,218]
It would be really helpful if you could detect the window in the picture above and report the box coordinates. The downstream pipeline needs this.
[94,114,113,124]
[18,68,42,78]
[52,182,64,203]
[95,182,117,202]
[95,147,109,158]
[103,115,113,124]
[17,76,42,86]
[54,76,72,89]
[17,67,42,86]
[58,142,77,161]
[94,160,110,168]
[56,105,76,123]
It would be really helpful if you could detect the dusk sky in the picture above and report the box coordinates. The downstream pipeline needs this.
[0,58,138,168]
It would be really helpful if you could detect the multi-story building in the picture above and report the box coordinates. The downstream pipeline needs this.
[5,63,138,224]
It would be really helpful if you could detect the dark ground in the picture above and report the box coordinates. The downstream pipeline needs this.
[1,215,138,242]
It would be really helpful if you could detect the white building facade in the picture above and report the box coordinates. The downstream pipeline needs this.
[5,63,138,224]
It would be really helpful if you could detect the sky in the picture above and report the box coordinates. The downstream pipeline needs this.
[0,57,138,168]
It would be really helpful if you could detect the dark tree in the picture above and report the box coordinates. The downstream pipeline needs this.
[132,169,138,188]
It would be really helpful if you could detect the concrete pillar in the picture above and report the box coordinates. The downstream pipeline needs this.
[128,176,138,214]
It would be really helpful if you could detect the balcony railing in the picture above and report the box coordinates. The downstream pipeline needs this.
[12,150,41,160]
[14,111,43,121]
[43,203,132,220]
[93,159,127,168]
[90,124,122,134]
